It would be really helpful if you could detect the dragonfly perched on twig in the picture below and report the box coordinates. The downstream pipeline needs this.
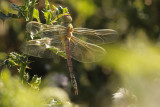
[21,13,118,95]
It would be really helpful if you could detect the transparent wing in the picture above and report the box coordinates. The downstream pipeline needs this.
[69,36,106,63]
[24,21,114,62]
[73,28,118,44]
[21,37,65,58]
[26,21,67,39]
[23,21,67,58]
[21,36,106,62]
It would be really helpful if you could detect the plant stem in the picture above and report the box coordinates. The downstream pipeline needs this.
[29,0,36,21]
[25,0,29,6]
[19,63,26,83]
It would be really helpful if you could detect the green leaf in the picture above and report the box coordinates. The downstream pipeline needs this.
[0,0,40,21]
[44,0,53,24]
[63,8,68,14]
[51,5,56,10]
[45,0,50,10]
[29,75,41,90]
[57,6,63,14]
[4,59,17,67]
[28,0,36,21]
[8,52,28,64]
[18,5,29,21]
[25,0,30,7]
[43,1,69,24]
[33,8,40,22]
[1,52,29,83]
[23,73,30,84]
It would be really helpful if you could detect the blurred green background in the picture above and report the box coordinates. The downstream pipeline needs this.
[1,0,160,107]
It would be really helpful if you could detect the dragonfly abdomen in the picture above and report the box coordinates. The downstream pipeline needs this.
[64,37,78,95]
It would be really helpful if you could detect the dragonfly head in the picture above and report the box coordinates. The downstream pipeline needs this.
[61,14,72,24]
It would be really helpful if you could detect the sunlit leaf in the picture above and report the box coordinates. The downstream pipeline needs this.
[45,0,50,10]
[33,8,40,22]
[63,8,68,14]
[44,11,52,24]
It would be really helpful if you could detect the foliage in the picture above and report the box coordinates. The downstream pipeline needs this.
[0,69,73,107]
[0,69,44,107]
[0,0,38,22]
[43,0,69,24]
[0,52,41,90]
[1,0,160,107]
[0,0,73,106]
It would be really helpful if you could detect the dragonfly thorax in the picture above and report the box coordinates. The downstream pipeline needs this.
[65,23,73,39]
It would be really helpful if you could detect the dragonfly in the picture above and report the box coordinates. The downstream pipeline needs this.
[21,13,118,95]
